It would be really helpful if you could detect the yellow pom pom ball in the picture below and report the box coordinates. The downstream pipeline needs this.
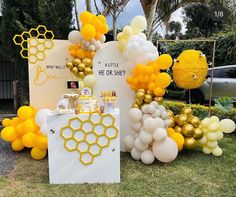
[2,118,12,127]
[80,11,93,25]
[155,72,172,88]
[36,135,48,150]
[1,126,18,142]
[17,106,33,120]
[81,24,96,41]
[31,147,47,160]
[169,132,185,151]
[21,132,37,148]
[11,138,24,151]
[156,54,173,69]
[22,119,38,133]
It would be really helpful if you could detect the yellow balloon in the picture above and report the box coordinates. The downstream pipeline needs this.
[2,118,12,127]
[156,54,173,69]
[31,147,47,160]
[117,32,124,41]
[21,132,37,148]
[11,117,22,127]
[154,87,165,97]
[36,135,48,150]
[169,132,184,151]
[97,15,106,23]
[155,72,172,88]
[80,11,93,25]
[15,123,24,136]
[123,25,133,37]
[81,24,96,41]
[22,119,38,133]
[11,139,24,151]
[167,128,175,135]
[1,126,18,142]
[92,18,103,32]
[17,106,33,120]
[100,24,109,34]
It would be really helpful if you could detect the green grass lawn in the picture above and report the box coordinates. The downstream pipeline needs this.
[0,135,236,197]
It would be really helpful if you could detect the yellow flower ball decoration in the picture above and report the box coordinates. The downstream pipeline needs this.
[173,50,208,89]
[0,106,48,160]
[127,54,173,98]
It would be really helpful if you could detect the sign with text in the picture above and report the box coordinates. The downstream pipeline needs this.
[28,39,75,109]
[93,41,134,151]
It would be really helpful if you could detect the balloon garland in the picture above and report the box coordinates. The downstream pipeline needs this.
[66,11,108,79]
[1,106,48,160]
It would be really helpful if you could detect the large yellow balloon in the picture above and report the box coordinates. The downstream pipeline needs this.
[173,50,208,89]
[21,132,37,148]
[97,15,106,23]
[92,18,103,32]
[11,117,22,127]
[154,87,165,97]
[11,139,24,151]
[31,147,47,160]
[2,118,12,127]
[17,106,33,120]
[156,54,173,69]
[1,126,18,142]
[169,132,185,151]
[80,11,93,25]
[36,135,48,150]
[100,24,109,34]
[155,72,172,88]
[81,24,96,41]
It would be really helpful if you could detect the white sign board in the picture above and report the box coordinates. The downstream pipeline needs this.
[93,42,134,151]
[47,112,120,184]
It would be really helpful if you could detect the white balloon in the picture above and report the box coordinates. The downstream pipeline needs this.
[154,118,165,128]
[147,105,156,114]
[208,122,220,132]
[35,109,52,127]
[197,136,207,145]
[150,101,158,108]
[124,135,135,151]
[141,105,149,114]
[94,40,102,50]
[83,74,96,88]
[140,131,153,144]
[141,150,155,164]
[88,45,96,51]
[151,110,161,118]
[137,33,147,40]
[132,122,142,132]
[161,111,169,120]
[202,146,212,154]
[129,108,143,122]
[68,30,82,44]
[131,148,141,160]
[211,116,220,123]
[164,119,171,127]
[206,132,218,141]
[100,34,106,43]
[152,137,178,163]
[131,15,147,33]
[212,146,222,156]
[143,118,158,133]
[206,140,217,149]
[40,123,48,136]
[153,128,167,142]
[142,114,152,123]
[157,105,166,112]
[201,118,211,128]
[220,119,236,133]
[134,138,148,152]
[217,131,224,140]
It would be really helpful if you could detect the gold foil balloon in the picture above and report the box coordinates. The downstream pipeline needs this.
[189,116,201,128]
[144,94,153,103]
[73,58,81,65]
[169,117,176,128]
[177,114,188,126]
[66,62,73,69]
[82,58,92,67]
[184,137,197,150]
[135,98,143,105]
[136,91,145,99]
[132,103,139,108]
[167,110,174,118]
[84,67,92,75]
[154,97,163,104]
[182,124,194,137]
[78,63,85,71]
[78,72,85,78]
[138,89,145,93]
[72,67,78,73]
[193,127,204,139]
[175,125,182,133]
[181,107,192,116]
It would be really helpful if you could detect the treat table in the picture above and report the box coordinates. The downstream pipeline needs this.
[47,109,120,184]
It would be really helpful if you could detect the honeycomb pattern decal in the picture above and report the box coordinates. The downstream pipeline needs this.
[60,113,118,165]
[13,25,54,64]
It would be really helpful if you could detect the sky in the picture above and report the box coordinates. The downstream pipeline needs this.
[75,0,186,36]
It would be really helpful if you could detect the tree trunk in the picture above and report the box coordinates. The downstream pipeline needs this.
[113,15,117,40]
[86,0,92,12]
[73,0,80,30]
[146,0,158,40]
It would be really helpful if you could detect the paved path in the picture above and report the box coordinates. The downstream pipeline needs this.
[0,138,17,176]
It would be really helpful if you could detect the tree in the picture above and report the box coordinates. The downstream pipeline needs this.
[168,21,182,39]
[86,0,92,12]
[183,3,225,38]
[0,0,73,79]
[100,0,130,40]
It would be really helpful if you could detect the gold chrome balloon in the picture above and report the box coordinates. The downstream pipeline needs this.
[169,117,176,128]
[181,107,193,116]
[78,71,85,78]
[136,91,145,99]
[177,114,188,126]
[137,89,145,93]
[72,67,78,73]
[144,94,153,103]
[78,63,86,71]
[189,116,201,128]
[184,137,197,150]
[84,67,92,75]
[167,110,174,118]
[175,125,182,133]
[174,115,179,122]
[135,98,143,105]
[82,58,92,67]
[72,58,81,65]
[66,62,73,69]
[182,123,194,137]
[154,97,163,104]
[193,127,204,139]
[132,103,140,108]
